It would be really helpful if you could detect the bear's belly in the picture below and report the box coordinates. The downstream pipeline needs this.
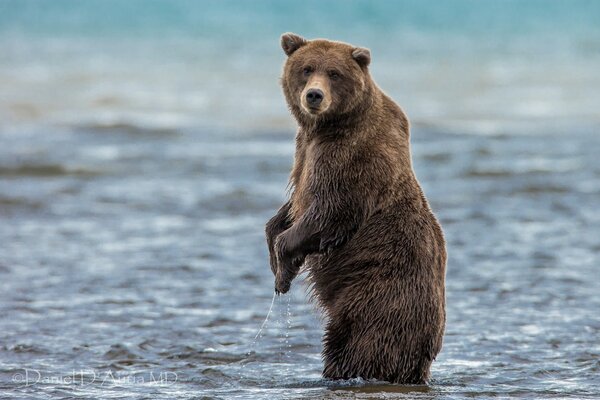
[306,207,444,302]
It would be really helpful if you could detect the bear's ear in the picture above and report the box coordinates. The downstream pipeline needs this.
[352,47,371,68]
[281,33,307,56]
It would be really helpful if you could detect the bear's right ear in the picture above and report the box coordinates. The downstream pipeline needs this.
[352,47,371,68]
[281,33,307,56]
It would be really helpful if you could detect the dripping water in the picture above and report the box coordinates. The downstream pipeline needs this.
[285,293,292,361]
[244,291,277,365]
[254,292,277,341]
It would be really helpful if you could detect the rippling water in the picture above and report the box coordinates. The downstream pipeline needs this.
[1,1,600,399]
[1,125,599,398]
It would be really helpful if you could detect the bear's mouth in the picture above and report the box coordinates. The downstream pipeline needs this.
[302,104,327,116]
[300,93,330,116]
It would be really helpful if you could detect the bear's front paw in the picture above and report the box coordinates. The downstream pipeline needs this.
[319,235,346,255]
[273,233,302,294]
[274,271,291,295]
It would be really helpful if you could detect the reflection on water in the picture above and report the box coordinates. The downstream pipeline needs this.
[1,0,600,398]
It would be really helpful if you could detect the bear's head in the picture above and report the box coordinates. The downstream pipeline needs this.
[280,33,372,125]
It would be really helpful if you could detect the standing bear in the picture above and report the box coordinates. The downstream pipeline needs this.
[265,33,447,384]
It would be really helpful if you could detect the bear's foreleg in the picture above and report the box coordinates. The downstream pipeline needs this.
[273,201,362,293]
[273,218,319,294]
[265,201,293,276]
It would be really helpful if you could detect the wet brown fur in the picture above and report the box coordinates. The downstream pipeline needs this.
[265,33,446,384]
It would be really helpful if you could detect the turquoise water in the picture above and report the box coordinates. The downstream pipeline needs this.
[2,0,600,37]
[1,0,600,133]
[1,1,599,399]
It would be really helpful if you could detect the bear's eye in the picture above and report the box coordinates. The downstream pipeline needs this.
[302,67,313,77]
[328,71,341,81]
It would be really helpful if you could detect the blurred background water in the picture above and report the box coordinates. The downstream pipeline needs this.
[0,0,599,398]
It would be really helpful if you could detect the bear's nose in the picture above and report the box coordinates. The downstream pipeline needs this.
[306,89,324,107]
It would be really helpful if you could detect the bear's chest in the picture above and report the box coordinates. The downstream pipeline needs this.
[290,137,352,221]
[291,140,322,220]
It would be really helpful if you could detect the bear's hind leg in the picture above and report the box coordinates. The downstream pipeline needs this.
[322,316,355,380]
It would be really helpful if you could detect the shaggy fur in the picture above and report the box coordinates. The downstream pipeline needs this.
[265,33,447,384]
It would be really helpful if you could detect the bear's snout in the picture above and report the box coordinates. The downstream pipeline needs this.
[306,88,324,108]
[300,74,331,115]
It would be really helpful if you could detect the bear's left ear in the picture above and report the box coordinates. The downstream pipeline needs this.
[281,33,307,56]
[352,47,371,68]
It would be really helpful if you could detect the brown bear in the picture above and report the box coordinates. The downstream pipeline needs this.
[265,33,446,385]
